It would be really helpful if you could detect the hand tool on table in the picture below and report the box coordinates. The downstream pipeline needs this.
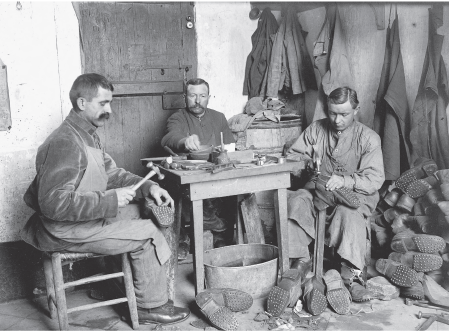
[418,311,449,326]
[141,155,186,162]
[164,145,179,156]
[417,315,438,331]
[131,162,165,191]
[214,132,231,164]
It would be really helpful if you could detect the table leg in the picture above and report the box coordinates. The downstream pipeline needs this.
[191,199,204,295]
[274,188,289,276]
[236,194,244,244]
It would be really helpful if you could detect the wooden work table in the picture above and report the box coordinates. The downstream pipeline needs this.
[157,160,306,296]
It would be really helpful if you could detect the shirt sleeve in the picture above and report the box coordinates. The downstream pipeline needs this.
[38,139,119,222]
[287,124,316,159]
[104,151,158,199]
[161,112,189,152]
[350,132,385,195]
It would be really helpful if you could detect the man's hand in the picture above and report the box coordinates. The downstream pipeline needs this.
[185,134,201,151]
[149,185,174,208]
[325,174,345,191]
[116,187,136,207]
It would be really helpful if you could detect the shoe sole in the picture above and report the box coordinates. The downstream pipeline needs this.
[389,252,443,272]
[267,286,290,317]
[202,288,253,312]
[326,289,351,314]
[306,288,328,316]
[375,259,418,287]
[391,235,445,254]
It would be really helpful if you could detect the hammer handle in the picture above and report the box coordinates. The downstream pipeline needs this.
[132,170,156,191]
[418,316,437,331]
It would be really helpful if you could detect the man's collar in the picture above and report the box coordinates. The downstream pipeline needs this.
[66,109,97,135]
[186,108,207,119]
[328,119,356,136]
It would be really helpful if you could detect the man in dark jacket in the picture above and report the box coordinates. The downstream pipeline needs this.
[21,73,190,325]
[161,78,235,245]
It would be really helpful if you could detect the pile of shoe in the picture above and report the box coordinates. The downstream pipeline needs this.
[372,158,449,298]
[195,288,253,330]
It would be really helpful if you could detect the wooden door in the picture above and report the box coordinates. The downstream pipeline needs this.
[76,2,196,176]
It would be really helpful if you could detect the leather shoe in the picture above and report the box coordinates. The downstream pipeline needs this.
[138,300,190,325]
[384,189,401,207]
[315,174,360,209]
[396,158,438,193]
[204,215,227,232]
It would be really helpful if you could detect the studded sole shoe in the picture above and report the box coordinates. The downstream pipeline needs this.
[200,288,253,312]
[390,233,446,254]
[388,251,443,272]
[143,197,174,227]
[195,292,238,330]
[323,269,351,315]
[404,176,438,199]
[375,258,419,287]
[315,174,360,209]
[267,269,302,317]
[400,272,425,300]
[303,277,328,316]
[396,159,438,193]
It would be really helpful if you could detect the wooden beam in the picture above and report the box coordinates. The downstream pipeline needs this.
[111,80,184,96]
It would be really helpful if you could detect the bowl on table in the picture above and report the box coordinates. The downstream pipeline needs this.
[189,145,214,161]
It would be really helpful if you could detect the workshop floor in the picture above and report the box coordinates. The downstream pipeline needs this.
[0,257,448,331]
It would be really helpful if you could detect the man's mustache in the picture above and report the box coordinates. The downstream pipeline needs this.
[190,104,204,110]
[99,113,110,120]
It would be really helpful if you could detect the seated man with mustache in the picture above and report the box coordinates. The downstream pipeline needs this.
[161,78,235,248]
[20,73,190,325]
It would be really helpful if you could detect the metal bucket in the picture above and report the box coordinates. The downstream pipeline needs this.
[204,244,279,299]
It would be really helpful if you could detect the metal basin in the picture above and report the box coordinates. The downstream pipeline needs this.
[204,244,279,299]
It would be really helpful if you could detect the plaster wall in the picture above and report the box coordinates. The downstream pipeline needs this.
[0,2,81,242]
[195,2,257,119]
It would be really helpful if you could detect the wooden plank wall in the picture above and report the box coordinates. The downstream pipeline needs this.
[78,2,196,176]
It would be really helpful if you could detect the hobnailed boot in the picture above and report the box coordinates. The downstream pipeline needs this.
[340,264,375,302]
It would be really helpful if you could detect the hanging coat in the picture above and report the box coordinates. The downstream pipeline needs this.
[313,4,355,122]
[409,5,449,169]
[373,13,411,180]
[264,9,317,98]
[243,8,278,98]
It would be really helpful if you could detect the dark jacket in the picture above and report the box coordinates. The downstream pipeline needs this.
[161,108,235,153]
[373,14,411,180]
[409,5,449,169]
[243,8,278,98]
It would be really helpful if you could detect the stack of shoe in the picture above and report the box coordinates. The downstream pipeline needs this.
[372,159,449,298]
[195,288,253,330]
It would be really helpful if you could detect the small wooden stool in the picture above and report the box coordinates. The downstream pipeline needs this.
[43,252,139,330]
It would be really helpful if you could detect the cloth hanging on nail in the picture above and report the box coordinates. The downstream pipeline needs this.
[373,12,411,180]
[409,4,449,169]
[312,4,355,122]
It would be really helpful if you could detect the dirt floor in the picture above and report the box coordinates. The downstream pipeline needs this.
[1,254,449,331]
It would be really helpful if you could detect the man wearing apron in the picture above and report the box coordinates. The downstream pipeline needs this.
[20,73,190,325]
[161,78,235,248]
[286,87,385,301]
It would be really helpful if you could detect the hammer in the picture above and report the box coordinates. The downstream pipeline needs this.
[131,161,165,191]
[418,311,449,328]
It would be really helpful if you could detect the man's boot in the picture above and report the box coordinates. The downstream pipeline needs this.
[137,300,190,325]
[340,263,375,302]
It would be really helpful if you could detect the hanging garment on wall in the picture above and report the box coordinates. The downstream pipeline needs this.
[0,58,11,131]
[263,9,317,98]
[373,13,411,181]
[243,8,279,99]
[312,4,355,122]
[409,4,449,169]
